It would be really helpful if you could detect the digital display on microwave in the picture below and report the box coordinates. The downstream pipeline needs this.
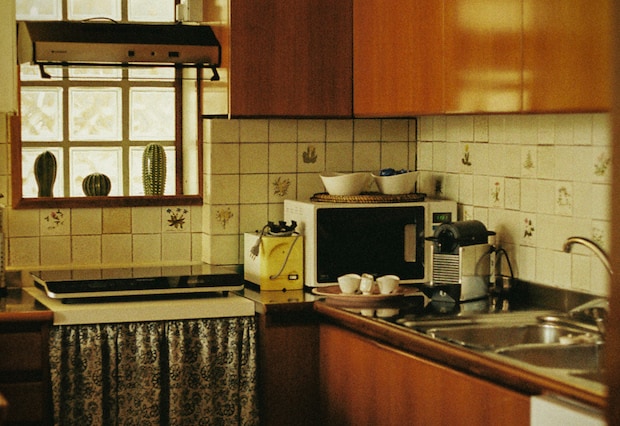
[315,206,425,283]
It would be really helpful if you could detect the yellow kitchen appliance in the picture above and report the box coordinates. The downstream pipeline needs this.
[244,221,303,291]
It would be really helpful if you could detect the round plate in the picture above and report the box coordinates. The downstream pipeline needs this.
[312,285,420,305]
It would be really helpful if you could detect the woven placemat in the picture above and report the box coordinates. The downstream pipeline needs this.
[310,192,426,203]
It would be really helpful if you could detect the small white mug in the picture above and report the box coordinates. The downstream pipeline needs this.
[359,273,375,295]
[337,273,361,294]
[376,274,400,295]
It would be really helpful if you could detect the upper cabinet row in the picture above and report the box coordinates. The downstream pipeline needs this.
[229,0,611,118]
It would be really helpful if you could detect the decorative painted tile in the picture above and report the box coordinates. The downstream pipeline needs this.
[489,178,504,208]
[215,206,235,230]
[165,207,189,231]
[271,175,292,198]
[555,182,573,216]
[593,148,611,180]
[522,214,536,246]
[41,209,68,234]
[461,143,472,167]
[521,147,536,177]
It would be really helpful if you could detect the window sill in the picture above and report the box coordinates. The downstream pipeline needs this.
[12,195,203,209]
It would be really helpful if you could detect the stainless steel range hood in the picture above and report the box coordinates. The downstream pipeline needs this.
[18,21,221,68]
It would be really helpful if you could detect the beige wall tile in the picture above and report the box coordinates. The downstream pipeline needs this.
[162,232,191,262]
[132,207,162,234]
[102,233,132,264]
[132,234,161,263]
[8,236,39,266]
[102,208,131,234]
[40,235,71,266]
[71,208,102,235]
[72,235,101,265]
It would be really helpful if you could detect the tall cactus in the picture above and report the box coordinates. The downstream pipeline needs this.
[142,143,166,195]
[34,151,57,197]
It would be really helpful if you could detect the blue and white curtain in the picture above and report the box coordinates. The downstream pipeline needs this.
[49,317,258,426]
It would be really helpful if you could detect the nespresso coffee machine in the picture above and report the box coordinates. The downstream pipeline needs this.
[427,220,495,303]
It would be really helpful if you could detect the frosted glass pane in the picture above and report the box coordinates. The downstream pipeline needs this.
[130,88,175,141]
[67,0,121,21]
[20,87,63,141]
[129,146,176,196]
[20,64,62,81]
[69,67,122,81]
[16,0,62,20]
[70,148,122,197]
[69,88,122,141]
[128,68,175,81]
[22,148,64,198]
[128,0,175,22]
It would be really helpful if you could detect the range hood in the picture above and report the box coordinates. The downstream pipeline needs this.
[17,21,221,68]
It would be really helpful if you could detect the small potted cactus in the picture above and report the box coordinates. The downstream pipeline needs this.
[142,143,167,195]
[34,151,57,197]
[82,173,111,196]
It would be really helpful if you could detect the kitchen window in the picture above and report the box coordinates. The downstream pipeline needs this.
[13,0,205,208]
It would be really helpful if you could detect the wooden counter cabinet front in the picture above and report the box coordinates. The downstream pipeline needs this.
[319,324,530,426]
[0,320,52,426]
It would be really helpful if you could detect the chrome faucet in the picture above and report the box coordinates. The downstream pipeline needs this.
[562,236,613,276]
[562,236,612,335]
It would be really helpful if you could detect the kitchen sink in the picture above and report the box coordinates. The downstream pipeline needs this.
[496,343,605,371]
[426,323,594,350]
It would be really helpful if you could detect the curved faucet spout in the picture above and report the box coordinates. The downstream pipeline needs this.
[563,236,613,276]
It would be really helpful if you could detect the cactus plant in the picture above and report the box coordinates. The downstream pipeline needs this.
[142,143,167,195]
[34,151,57,197]
[82,173,111,196]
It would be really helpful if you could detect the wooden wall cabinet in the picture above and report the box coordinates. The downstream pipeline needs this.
[522,0,612,112]
[353,0,444,117]
[444,0,523,113]
[354,0,611,116]
[230,0,353,117]
[0,321,52,426]
[320,324,530,426]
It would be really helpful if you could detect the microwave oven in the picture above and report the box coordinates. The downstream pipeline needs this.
[283,199,457,287]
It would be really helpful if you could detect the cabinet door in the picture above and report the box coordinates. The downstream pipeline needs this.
[320,324,530,426]
[444,0,523,113]
[230,0,352,117]
[523,0,612,112]
[353,0,444,117]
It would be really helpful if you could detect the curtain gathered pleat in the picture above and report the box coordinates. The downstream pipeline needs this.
[49,316,258,426]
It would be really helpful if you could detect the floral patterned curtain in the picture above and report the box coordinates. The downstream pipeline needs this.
[49,317,258,426]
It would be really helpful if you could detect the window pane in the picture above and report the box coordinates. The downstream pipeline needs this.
[130,88,175,141]
[128,67,175,82]
[16,0,62,20]
[69,67,123,81]
[129,146,176,196]
[21,87,63,142]
[70,147,122,196]
[22,148,65,198]
[67,0,121,21]
[128,0,175,22]
[20,64,63,81]
[69,88,122,141]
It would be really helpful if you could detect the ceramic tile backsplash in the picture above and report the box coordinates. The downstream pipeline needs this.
[417,113,612,296]
[3,112,611,299]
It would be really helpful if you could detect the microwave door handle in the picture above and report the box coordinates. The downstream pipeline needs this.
[404,224,417,262]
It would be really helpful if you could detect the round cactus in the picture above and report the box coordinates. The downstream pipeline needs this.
[142,143,167,195]
[34,151,57,197]
[82,173,111,196]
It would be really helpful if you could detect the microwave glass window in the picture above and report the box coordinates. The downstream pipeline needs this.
[316,206,425,283]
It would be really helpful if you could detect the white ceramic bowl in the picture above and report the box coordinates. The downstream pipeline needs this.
[372,171,418,195]
[320,172,371,196]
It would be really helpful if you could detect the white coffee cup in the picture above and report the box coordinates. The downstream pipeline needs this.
[359,273,375,295]
[376,274,400,294]
[337,273,361,294]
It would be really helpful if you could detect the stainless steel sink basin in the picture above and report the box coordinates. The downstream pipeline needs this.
[427,323,592,350]
[496,343,605,371]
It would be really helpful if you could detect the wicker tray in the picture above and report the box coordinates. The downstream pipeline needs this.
[310,192,426,203]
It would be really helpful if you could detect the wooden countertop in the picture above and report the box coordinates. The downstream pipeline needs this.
[314,300,607,410]
[0,288,53,323]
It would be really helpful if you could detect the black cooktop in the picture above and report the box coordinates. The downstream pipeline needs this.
[31,264,244,303]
